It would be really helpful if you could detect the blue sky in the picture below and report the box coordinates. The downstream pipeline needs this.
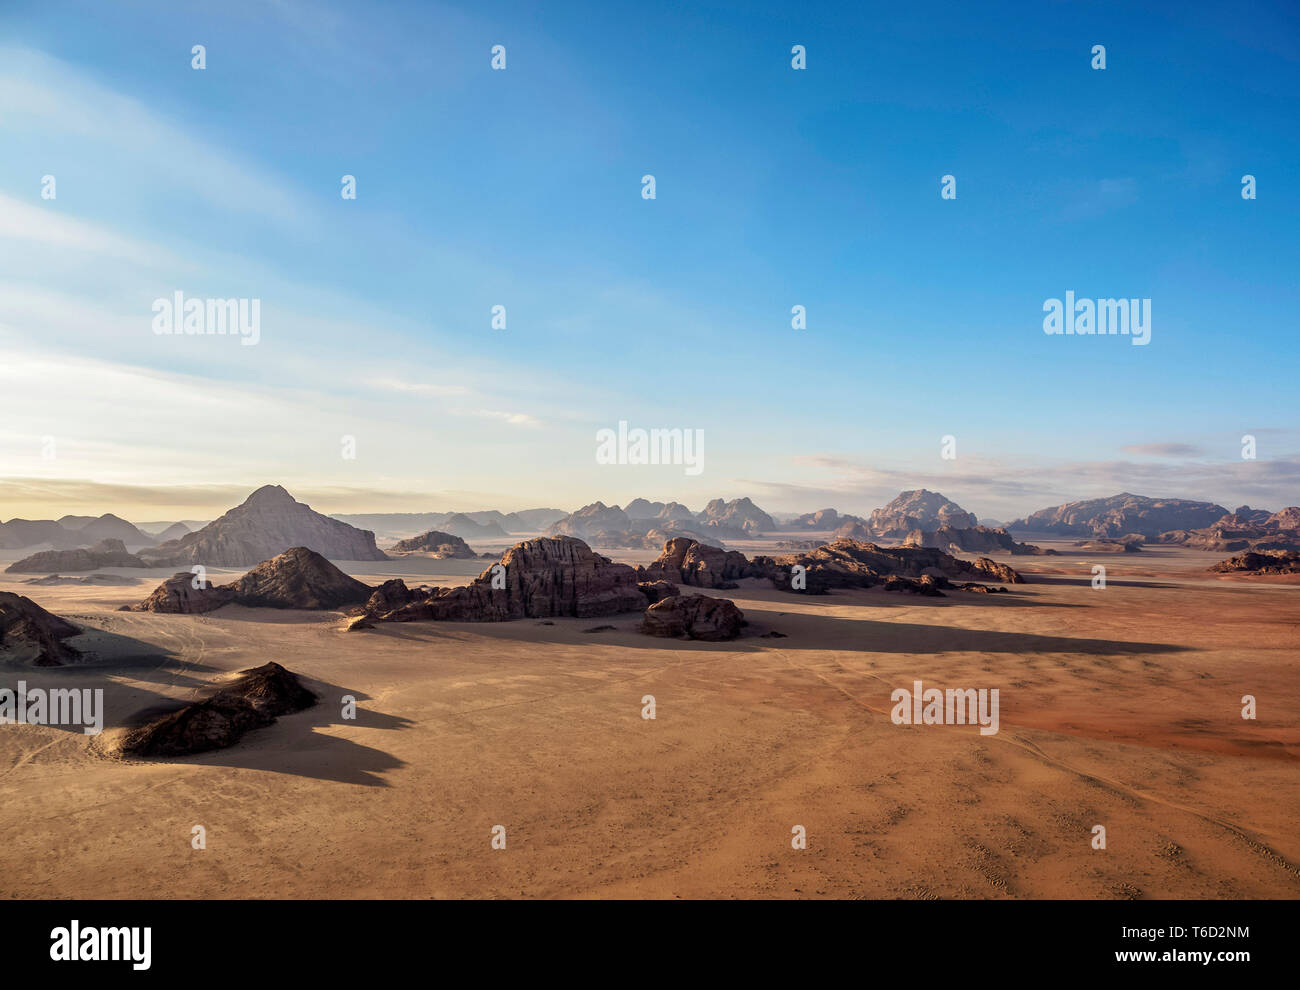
[1,0,1297,520]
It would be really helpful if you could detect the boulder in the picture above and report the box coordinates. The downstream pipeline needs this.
[639,595,744,641]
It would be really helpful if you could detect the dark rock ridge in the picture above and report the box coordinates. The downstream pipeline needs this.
[1010,493,1228,539]
[1208,550,1300,575]
[869,490,979,538]
[0,592,82,666]
[133,547,373,612]
[139,485,388,568]
[636,537,765,589]
[639,595,745,641]
[766,539,1021,594]
[5,539,149,574]
[1072,538,1143,553]
[387,530,477,558]
[364,536,646,623]
[904,526,1054,556]
[117,662,316,757]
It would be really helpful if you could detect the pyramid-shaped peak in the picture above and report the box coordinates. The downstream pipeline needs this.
[243,484,298,507]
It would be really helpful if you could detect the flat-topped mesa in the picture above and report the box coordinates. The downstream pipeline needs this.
[132,547,373,613]
[869,490,979,539]
[387,530,477,558]
[4,538,149,574]
[365,536,646,623]
[903,526,1055,556]
[0,592,82,666]
[139,484,388,568]
[116,662,317,758]
[636,537,765,589]
[1011,493,1228,539]
[768,538,1022,594]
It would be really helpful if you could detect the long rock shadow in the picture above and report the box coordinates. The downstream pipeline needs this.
[118,679,413,787]
[1022,575,1180,589]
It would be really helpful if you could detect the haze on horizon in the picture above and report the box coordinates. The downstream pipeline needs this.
[1,0,1297,522]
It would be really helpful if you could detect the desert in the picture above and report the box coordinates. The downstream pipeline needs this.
[2,486,1297,900]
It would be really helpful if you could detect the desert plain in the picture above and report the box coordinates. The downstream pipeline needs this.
[1,539,1297,900]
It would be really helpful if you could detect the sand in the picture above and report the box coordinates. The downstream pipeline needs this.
[1,541,1297,899]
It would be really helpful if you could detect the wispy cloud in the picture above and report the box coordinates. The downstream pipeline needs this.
[1120,442,1204,457]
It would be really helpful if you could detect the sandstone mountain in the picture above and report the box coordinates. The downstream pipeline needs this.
[152,522,191,542]
[903,526,1054,556]
[362,536,645,623]
[547,502,632,540]
[697,497,776,534]
[869,490,979,538]
[58,513,154,546]
[1009,493,1228,539]
[0,518,83,550]
[1155,506,1300,552]
[832,520,874,541]
[134,573,236,614]
[0,592,82,666]
[387,530,477,558]
[5,539,149,574]
[785,508,867,531]
[625,499,695,523]
[139,485,388,567]
[117,662,316,757]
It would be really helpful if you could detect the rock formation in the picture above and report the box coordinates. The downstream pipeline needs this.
[1155,506,1300,552]
[766,539,1021,593]
[387,530,477,558]
[139,485,388,567]
[1072,538,1142,553]
[786,508,868,531]
[1208,550,1300,575]
[365,536,646,623]
[636,537,764,589]
[0,592,82,666]
[832,520,874,541]
[869,490,979,538]
[117,662,316,757]
[59,513,154,546]
[133,547,373,612]
[696,497,776,535]
[1009,493,1228,539]
[637,580,679,604]
[0,518,83,550]
[5,538,149,574]
[903,526,1054,556]
[639,595,744,641]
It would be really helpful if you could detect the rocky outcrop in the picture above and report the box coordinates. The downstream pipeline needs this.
[133,547,373,612]
[1072,538,1142,553]
[4,538,148,574]
[832,520,874,541]
[366,536,646,623]
[117,662,316,757]
[139,485,388,568]
[135,572,236,614]
[904,526,1054,556]
[1156,506,1300,552]
[1208,550,1300,575]
[0,592,82,666]
[387,530,477,558]
[697,497,775,535]
[639,595,744,641]
[224,548,373,609]
[636,538,764,589]
[785,508,866,531]
[1010,493,1228,539]
[637,580,678,604]
[767,539,1021,594]
[869,490,979,538]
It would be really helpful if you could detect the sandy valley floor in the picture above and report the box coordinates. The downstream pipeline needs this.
[1,541,1297,899]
